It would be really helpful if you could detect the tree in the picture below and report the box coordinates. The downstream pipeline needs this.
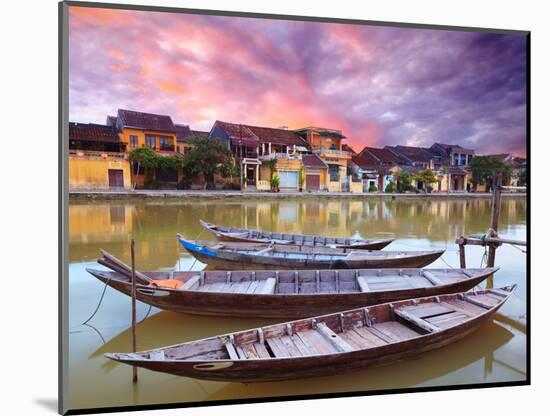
[518,165,527,186]
[413,168,438,193]
[470,156,513,190]
[384,181,395,193]
[261,158,277,180]
[397,172,414,192]
[219,157,241,184]
[182,136,232,190]
[129,147,159,190]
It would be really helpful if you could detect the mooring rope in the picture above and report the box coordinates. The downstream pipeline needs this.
[440,255,455,269]
[81,274,113,326]
[480,245,489,268]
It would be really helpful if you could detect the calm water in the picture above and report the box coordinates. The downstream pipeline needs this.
[68,196,527,411]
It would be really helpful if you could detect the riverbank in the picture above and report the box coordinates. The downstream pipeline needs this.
[68,189,527,201]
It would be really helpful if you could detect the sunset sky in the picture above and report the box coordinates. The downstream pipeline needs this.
[69,7,527,156]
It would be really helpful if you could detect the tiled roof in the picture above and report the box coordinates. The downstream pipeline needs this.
[485,153,511,161]
[106,115,117,126]
[191,130,209,138]
[117,109,177,133]
[246,125,307,147]
[388,145,435,163]
[215,121,308,147]
[360,147,401,165]
[351,153,380,169]
[175,124,193,143]
[215,121,258,147]
[432,143,474,155]
[302,153,328,168]
[69,122,121,143]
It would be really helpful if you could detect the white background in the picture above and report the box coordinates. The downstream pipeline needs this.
[0,0,547,415]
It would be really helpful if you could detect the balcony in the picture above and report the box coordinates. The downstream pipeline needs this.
[159,144,175,152]
[69,149,128,159]
[259,152,301,161]
[314,148,351,158]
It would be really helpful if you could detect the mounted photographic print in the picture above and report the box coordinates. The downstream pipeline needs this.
[59,1,529,414]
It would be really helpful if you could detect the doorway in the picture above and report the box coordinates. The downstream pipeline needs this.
[108,169,124,189]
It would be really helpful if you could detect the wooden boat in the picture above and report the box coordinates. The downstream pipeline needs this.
[88,255,498,318]
[177,236,445,270]
[105,285,516,382]
[199,219,394,250]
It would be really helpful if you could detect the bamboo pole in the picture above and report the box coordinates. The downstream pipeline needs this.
[487,174,502,268]
[459,241,466,268]
[130,239,138,383]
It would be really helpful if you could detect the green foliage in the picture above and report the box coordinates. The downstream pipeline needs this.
[270,175,280,190]
[413,168,438,185]
[219,157,241,179]
[398,172,414,192]
[129,147,158,169]
[368,183,377,192]
[129,147,182,189]
[262,159,277,180]
[182,136,232,186]
[519,166,527,186]
[157,155,183,171]
[470,156,513,186]
[384,181,395,193]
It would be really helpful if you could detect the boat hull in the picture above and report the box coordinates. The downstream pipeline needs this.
[200,220,394,250]
[88,268,495,318]
[183,247,444,270]
[107,297,506,382]
[214,233,393,250]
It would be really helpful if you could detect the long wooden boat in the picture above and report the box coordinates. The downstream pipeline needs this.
[177,236,445,270]
[87,265,498,318]
[105,285,515,382]
[199,219,394,250]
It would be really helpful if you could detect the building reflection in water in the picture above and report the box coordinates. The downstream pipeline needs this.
[69,197,526,269]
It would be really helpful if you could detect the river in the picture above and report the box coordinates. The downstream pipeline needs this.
[67,196,527,411]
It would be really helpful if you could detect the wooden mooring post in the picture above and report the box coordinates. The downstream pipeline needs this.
[456,173,526,268]
[130,239,138,383]
[486,174,502,267]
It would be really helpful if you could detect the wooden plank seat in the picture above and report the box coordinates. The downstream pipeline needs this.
[424,311,469,330]
[180,275,200,290]
[393,308,441,333]
[464,293,500,309]
[371,321,423,341]
[316,323,355,352]
[357,276,370,292]
[195,277,277,294]
[422,271,443,286]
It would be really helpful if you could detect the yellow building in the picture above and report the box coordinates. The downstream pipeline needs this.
[68,122,131,190]
[111,109,183,188]
[295,127,351,191]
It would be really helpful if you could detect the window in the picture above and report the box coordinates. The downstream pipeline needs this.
[159,136,174,151]
[146,135,156,148]
[129,135,138,149]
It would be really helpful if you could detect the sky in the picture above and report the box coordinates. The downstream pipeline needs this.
[68,7,527,156]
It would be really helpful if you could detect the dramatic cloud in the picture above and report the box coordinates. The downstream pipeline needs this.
[69,7,527,156]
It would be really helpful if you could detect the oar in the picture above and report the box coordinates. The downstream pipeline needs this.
[100,250,155,285]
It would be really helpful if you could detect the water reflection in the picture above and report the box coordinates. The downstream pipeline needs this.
[68,196,527,411]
